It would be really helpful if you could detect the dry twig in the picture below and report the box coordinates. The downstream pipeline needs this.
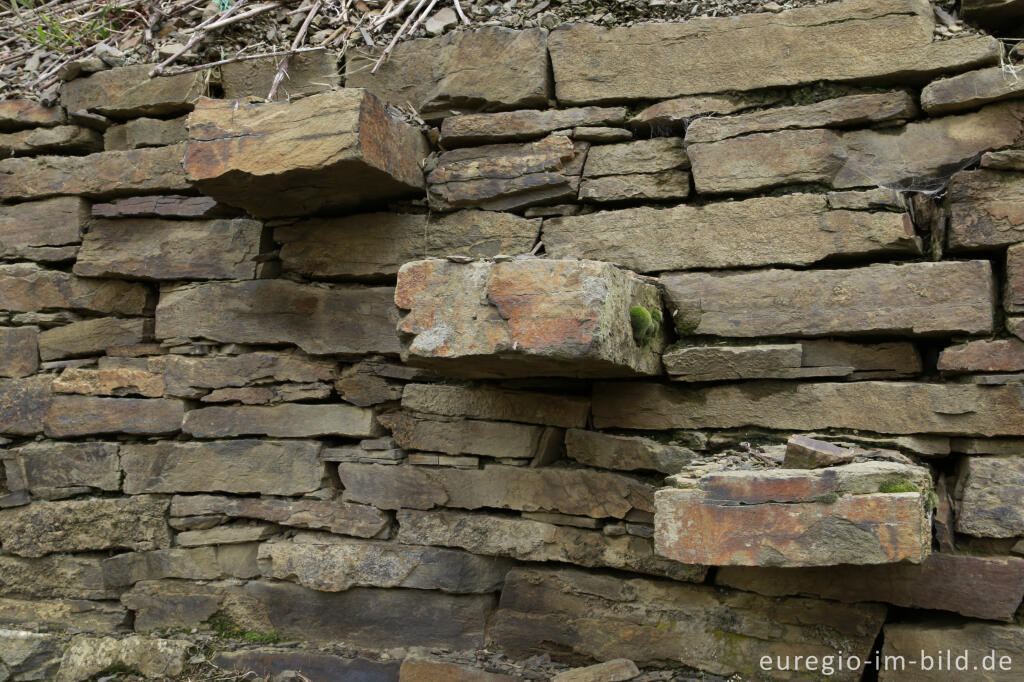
[266,0,321,100]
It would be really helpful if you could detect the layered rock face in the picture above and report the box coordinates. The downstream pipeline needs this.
[4,1,1024,679]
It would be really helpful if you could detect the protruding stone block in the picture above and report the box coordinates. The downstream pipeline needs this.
[922,66,1024,115]
[61,64,205,118]
[0,376,52,435]
[402,383,589,428]
[0,100,65,131]
[103,116,187,151]
[380,412,557,460]
[956,456,1024,537]
[0,125,102,157]
[90,195,235,219]
[38,317,148,361]
[564,429,694,474]
[184,91,427,218]
[543,194,919,273]
[75,218,265,280]
[948,169,1024,251]
[663,261,995,338]
[654,462,932,566]
[155,280,400,356]
[346,27,549,119]
[939,339,1024,373]
[1009,243,1024,313]
[490,567,885,678]
[548,0,998,104]
[396,258,665,378]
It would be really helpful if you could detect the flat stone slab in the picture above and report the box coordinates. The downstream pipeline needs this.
[440,107,626,147]
[662,260,995,337]
[183,90,427,218]
[170,494,388,538]
[922,65,1024,114]
[1009,243,1024,313]
[592,381,1024,436]
[61,63,204,119]
[543,193,920,273]
[401,382,589,428]
[0,327,38,378]
[395,258,665,378]
[183,404,378,438]
[0,99,65,131]
[956,456,1024,537]
[548,0,998,104]
[490,567,884,679]
[881,622,1024,682]
[221,48,339,101]
[0,197,87,263]
[947,169,1024,250]
[939,339,1024,373]
[654,462,932,566]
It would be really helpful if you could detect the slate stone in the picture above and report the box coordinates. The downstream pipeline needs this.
[183,404,377,438]
[43,396,184,437]
[0,328,38,378]
[170,494,389,538]
[0,197,87,261]
[0,263,148,315]
[61,63,205,118]
[956,456,1024,537]
[440,107,627,147]
[401,383,589,428]
[38,317,148,361]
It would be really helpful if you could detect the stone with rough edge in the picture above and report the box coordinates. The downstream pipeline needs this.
[400,658,514,682]
[101,546,259,586]
[578,171,692,203]
[339,463,652,518]
[0,263,148,315]
[43,396,184,437]
[258,535,512,593]
[38,317,148,361]
[784,435,855,468]
[490,567,884,678]
[662,260,994,337]
[396,258,665,378]
[717,553,1024,621]
[90,195,236,220]
[981,148,1024,170]
[170,494,388,538]
[629,92,784,132]
[103,116,187,151]
[401,383,589,428]
[0,100,65,131]
[880,623,1024,682]
[52,367,164,397]
[0,629,62,681]
[55,635,190,681]
[183,404,377,438]
[684,91,919,143]
[0,599,126,633]
[922,65,1024,115]
[938,339,1024,373]
[61,63,205,118]
[0,327,38,378]
[956,456,1024,537]
[440,107,627,147]
[592,381,1024,436]
[0,125,102,157]
[548,0,999,105]
[122,579,493,649]
[138,351,336,397]
[184,91,427,219]
[221,48,339,101]
[74,218,266,280]
[0,144,190,201]
[276,210,540,280]
[0,376,52,435]
[948,169,1024,251]
[3,441,120,493]
[687,101,1024,195]
[583,138,689,176]
[0,554,117,600]
[552,660,640,682]
[345,27,549,119]
[1009,244,1024,313]
[0,197,88,261]
[216,651,399,682]
[380,411,556,459]
[396,509,706,582]
[564,428,694,474]
[155,280,401,356]
[543,194,920,273]
[121,440,324,495]
[0,496,170,558]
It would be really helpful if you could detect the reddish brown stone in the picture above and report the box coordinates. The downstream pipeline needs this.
[938,339,1024,373]
[784,435,855,468]
[717,553,1024,621]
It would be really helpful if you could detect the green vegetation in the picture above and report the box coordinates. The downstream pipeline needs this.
[630,305,662,346]
[12,1,127,52]
[206,615,280,644]
[813,492,839,504]
[878,478,920,494]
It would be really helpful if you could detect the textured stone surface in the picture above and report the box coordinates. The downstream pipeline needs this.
[956,456,1024,537]
[548,0,998,104]
[491,567,885,678]
[0,629,62,680]
[170,494,388,538]
[1010,243,1024,313]
[346,27,549,119]
[552,660,639,682]
[142,351,336,397]
[38,317,148,360]
[396,509,705,581]
[440,107,626,146]
[402,383,589,427]
[0,376,52,435]
[0,125,102,157]
[564,429,694,474]
[426,136,583,211]
[183,404,376,438]
[685,91,918,143]
[717,553,1024,621]
[155,280,400,355]
[0,496,170,558]
[0,554,116,600]
[922,66,1024,114]
[75,218,265,280]
[396,259,665,378]
[184,91,427,218]
[583,138,689,176]
[0,327,38,378]
[122,440,323,495]
[41,396,181,437]
[688,101,1024,194]
[0,263,148,315]
[380,411,556,459]
[339,463,652,518]
[401,658,515,682]
[0,597,127,632]
[53,367,164,397]
[939,339,1024,373]
[102,545,259,586]
[276,210,539,280]
[577,171,691,203]
[62,64,204,118]
[592,381,1024,436]
[91,195,234,219]
[0,197,87,261]
[662,261,994,337]
[784,435,855,468]
[221,48,339,101]
[56,634,190,681]
[258,535,511,593]
[215,651,400,682]
[0,144,190,201]
[103,116,187,151]
[176,523,278,547]
[0,100,65,131]
[3,441,120,494]
[124,580,493,649]
[629,92,782,132]
[543,194,919,273]
[880,622,1024,682]
[948,169,1024,250]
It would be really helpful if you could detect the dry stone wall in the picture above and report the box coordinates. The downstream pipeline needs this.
[3,0,1024,680]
